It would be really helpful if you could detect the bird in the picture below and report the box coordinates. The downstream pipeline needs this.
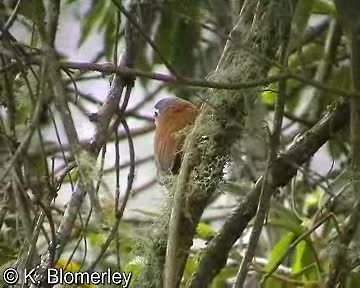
[153,97,198,179]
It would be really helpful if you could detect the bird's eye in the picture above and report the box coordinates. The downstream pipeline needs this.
[154,109,159,118]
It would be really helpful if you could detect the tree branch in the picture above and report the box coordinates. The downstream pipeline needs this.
[28,1,140,285]
[162,1,297,287]
[190,101,349,287]
[232,2,293,284]
[3,57,359,98]
[327,1,360,286]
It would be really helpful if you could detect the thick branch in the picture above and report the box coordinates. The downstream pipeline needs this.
[162,1,297,287]
[190,101,349,287]
[327,1,360,287]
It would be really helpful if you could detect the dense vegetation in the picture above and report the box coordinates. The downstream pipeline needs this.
[1,0,360,287]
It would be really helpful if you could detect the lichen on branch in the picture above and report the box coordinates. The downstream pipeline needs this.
[137,1,298,287]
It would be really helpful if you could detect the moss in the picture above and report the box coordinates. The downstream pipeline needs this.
[136,1,297,286]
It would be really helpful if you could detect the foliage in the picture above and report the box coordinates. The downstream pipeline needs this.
[0,0,359,287]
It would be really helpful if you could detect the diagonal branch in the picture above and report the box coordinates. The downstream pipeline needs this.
[160,1,297,287]
[190,101,349,287]
[327,1,360,287]
[232,7,292,283]
[28,2,141,285]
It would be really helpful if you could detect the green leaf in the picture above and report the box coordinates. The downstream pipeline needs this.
[288,43,324,69]
[263,275,282,288]
[262,67,280,105]
[262,89,277,105]
[303,188,323,216]
[63,168,79,183]
[124,256,145,285]
[292,240,307,272]
[211,266,238,288]
[291,241,319,282]
[265,232,296,271]
[183,255,198,282]
[196,222,216,241]
[87,230,106,246]
[263,232,296,288]
[261,65,305,109]
[313,0,337,16]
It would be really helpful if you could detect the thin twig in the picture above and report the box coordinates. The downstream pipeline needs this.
[0,0,22,39]
[88,117,135,270]
[6,57,360,98]
[36,200,57,268]
[232,12,291,286]
[327,2,360,286]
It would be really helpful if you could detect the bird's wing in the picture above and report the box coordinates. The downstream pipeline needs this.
[154,127,179,174]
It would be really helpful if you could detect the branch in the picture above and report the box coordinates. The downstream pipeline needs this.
[28,125,155,158]
[162,1,297,287]
[3,57,359,98]
[29,1,140,284]
[58,61,360,98]
[262,213,335,283]
[0,0,22,39]
[190,101,349,287]
[232,5,293,284]
[88,115,136,270]
[327,1,360,286]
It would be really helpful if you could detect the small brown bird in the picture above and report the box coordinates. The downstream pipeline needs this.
[153,97,197,178]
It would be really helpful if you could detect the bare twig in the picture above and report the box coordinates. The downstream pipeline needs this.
[5,57,360,98]
[88,116,135,270]
[29,124,155,158]
[27,1,140,283]
[0,0,22,39]
[59,61,360,98]
[35,200,57,268]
